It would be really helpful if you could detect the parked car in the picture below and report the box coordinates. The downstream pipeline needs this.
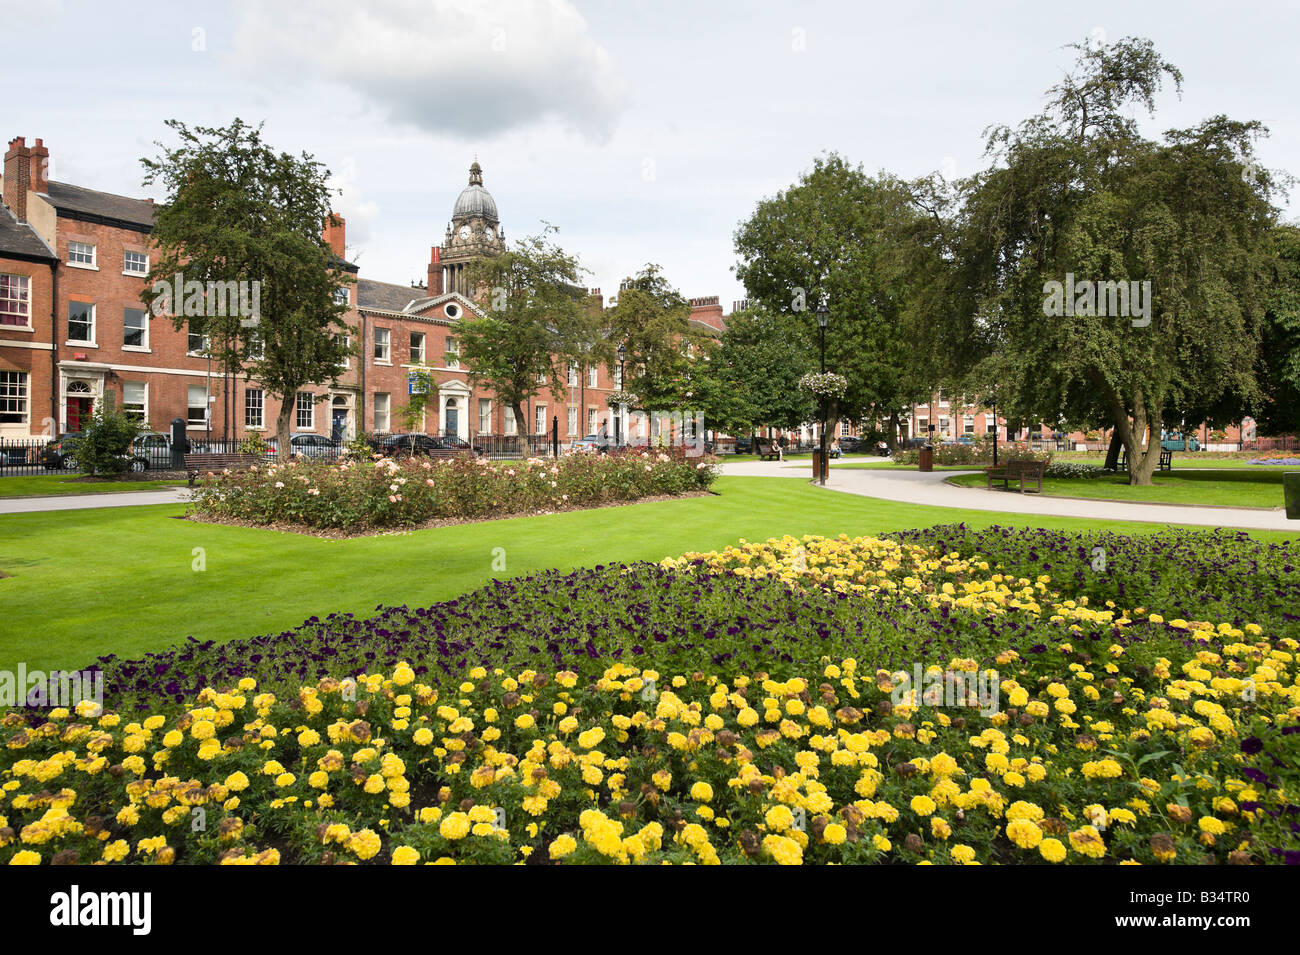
[265,433,342,460]
[569,433,611,453]
[733,435,754,454]
[131,431,178,470]
[40,433,84,471]
[1161,432,1201,452]
[838,436,864,454]
[368,433,445,459]
[433,435,486,457]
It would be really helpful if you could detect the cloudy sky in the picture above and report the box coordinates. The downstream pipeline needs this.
[5,0,1296,307]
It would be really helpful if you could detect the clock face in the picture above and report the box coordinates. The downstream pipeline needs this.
[458,225,471,239]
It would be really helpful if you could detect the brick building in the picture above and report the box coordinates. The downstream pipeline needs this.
[0,141,730,447]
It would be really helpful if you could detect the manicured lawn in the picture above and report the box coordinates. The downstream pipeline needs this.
[4,474,1299,674]
[0,473,184,497]
[947,468,1288,508]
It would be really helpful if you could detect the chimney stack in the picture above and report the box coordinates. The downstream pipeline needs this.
[323,214,346,257]
[3,137,31,222]
[29,138,49,193]
[427,246,443,295]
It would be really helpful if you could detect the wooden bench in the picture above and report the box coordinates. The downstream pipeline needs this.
[184,452,263,486]
[754,439,782,461]
[986,459,1047,493]
[1117,448,1173,472]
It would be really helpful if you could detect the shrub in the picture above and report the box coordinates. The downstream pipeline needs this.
[189,447,719,531]
[78,403,146,476]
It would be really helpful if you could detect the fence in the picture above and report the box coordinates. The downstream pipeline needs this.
[1244,435,1300,451]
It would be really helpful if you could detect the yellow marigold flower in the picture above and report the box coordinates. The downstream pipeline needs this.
[549,834,578,859]
[440,812,471,841]
[690,782,713,803]
[910,795,936,816]
[391,845,420,865]
[1039,838,1067,863]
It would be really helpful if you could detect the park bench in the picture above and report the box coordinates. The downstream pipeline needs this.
[755,439,782,461]
[985,458,1047,493]
[1118,448,1173,472]
[184,452,263,486]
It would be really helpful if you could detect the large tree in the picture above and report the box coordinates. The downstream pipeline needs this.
[695,306,815,438]
[458,226,597,440]
[141,118,353,460]
[1256,223,1300,436]
[946,38,1280,482]
[733,156,937,454]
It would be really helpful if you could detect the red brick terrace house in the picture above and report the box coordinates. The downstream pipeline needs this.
[2,142,743,447]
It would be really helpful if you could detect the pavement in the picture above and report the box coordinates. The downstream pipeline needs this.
[0,486,191,514]
[720,459,1299,532]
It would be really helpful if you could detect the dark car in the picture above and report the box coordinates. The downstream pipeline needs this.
[131,431,176,470]
[733,435,753,454]
[40,433,84,470]
[369,433,446,458]
[838,436,864,454]
[434,435,486,457]
[265,433,342,461]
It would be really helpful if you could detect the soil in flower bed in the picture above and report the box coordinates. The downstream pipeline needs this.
[184,489,716,538]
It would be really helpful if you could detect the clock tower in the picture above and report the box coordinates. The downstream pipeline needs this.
[437,158,505,297]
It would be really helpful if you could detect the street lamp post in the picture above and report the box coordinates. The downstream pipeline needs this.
[816,303,830,486]
[616,343,627,448]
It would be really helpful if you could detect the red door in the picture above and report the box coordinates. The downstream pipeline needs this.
[66,396,92,432]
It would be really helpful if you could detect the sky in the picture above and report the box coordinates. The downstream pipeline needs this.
[3,0,1296,308]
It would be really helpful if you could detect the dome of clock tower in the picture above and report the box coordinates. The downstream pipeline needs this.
[452,159,499,226]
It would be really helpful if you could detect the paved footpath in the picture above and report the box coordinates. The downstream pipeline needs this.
[0,486,191,514]
[721,459,1298,532]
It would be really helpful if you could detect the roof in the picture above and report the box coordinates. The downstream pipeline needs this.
[357,277,426,312]
[44,181,157,232]
[0,204,56,262]
[451,161,498,224]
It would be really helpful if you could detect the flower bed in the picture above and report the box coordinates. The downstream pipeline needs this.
[4,525,1297,865]
[188,448,719,532]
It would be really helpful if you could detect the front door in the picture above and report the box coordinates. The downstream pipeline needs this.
[445,400,459,437]
[66,395,92,432]
[332,409,347,443]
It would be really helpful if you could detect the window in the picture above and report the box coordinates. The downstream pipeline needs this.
[614,364,623,388]
[587,408,597,434]
[587,365,597,388]
[246,330,264,361]
[568,362,578,388]
[0,371,28,425]
[67,301,94,343]
[373,328,390,363]
[0,274,31,327]
[410,332,426,364]
[334,287,350,306]
[123,308,148,348]
[535,404,546,435]
[122,381,146,422]
[123,251,148,275]
[567,405,577,436]
[296,392,315,430]
[919,417,929,433]
[374,393,390,433]
[445,337,459,369]
[336,333,350,369]
[245,388,264,429]
[504,406,517,435]
[840,421,851,437]
[67,241,95,267]
[187,320,208,355]
[939,417,950,438]
[985,413,996,431]
[187,385,208,427]
[478,398,491,434]
[964,414,976,434]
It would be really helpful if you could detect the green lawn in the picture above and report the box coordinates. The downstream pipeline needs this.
[4,474,1299,674]
[947,468,1288,508]
[0,474,184,498]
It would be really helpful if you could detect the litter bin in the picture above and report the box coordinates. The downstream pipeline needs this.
[811,448,825,482]
[1286,472,1300,519]
[918,443,934,472]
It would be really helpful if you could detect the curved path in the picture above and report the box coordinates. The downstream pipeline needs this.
[721,459,1297,532]
[0,486,190,514]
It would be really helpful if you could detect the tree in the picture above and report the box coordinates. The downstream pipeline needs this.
[604,265,706,435]
[695,306,815,438]
[1256,224,1300,435]
[458,226,596,440]
[140,118,353,460]
[943,38,1280,483]
[733,155,938,454]
[78,397,147,477]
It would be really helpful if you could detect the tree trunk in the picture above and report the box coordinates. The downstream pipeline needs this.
[1103,429,1123,471]
[512,400,528,452]
[886,411,900,452]
[275,400,293,464]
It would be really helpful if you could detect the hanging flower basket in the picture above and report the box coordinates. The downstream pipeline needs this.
[606,391,640,409]
[798,372,847,401]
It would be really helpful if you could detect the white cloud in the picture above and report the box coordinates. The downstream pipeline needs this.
[229,0,624,142]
